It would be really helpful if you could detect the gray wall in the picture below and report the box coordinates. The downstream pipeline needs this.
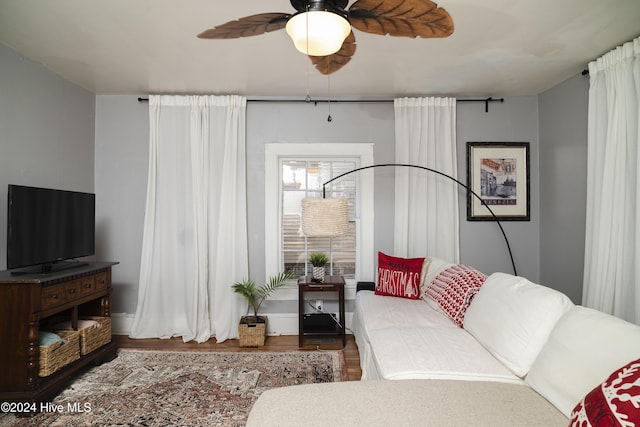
[0,44,96,270]
[539,74,589,303]
[94,96,149,313]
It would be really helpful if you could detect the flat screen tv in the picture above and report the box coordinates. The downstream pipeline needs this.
[6,184,95,274]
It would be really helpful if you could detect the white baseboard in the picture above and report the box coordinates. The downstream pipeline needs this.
[264,313,298,335]
[111,313,135,335]
[110,312,353,337]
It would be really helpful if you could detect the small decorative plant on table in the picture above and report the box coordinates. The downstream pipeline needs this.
[232,271,294,347]
[309,252,329,283]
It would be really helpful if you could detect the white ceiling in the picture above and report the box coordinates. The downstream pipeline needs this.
[1,0,639,99]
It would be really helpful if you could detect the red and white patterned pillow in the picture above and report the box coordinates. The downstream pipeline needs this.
[570,358,640,427]
[426,265,487,327]
[375,252,425,300]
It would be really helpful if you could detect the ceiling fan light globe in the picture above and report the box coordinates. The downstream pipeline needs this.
[286,11,350,56]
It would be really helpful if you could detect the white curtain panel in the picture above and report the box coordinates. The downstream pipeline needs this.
[393,97,460,262]
[583,36,640,323]
[130,95,248,343]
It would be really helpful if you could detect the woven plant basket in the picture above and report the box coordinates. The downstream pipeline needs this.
[39,330,80,377]
[77,316,112,355]
[239,316,267,347]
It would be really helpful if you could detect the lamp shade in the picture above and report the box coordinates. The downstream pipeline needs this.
[285,11,351,56]
[301,197,349,237]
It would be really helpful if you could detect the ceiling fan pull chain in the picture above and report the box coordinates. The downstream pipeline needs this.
[327,75,333,122]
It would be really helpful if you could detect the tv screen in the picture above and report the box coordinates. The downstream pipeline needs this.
[7,185,95,272]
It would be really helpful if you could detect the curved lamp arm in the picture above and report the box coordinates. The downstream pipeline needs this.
[322,163,517,276]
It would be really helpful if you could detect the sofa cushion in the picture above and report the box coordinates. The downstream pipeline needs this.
[375,252,425,299]
[354,291,457,341]
[425,265,487,327]
[526,306,640,417]
[569,358,640,426]
[353,290,459,380]
[463,273,573,378]
[367,325,521,383]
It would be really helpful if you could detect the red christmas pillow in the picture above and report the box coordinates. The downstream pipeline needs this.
[570,358,640,426]
[375,252,424,300]
[426,265,487,327]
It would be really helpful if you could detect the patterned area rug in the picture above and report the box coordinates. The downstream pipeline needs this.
[0,349,347,427]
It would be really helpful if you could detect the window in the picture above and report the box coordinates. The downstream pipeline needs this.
[282,159,357,278]
[265,143,374,293]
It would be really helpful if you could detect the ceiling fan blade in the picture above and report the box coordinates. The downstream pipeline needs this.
[348,0,453,38]
[309,31,356,75]
[197,13,290,39]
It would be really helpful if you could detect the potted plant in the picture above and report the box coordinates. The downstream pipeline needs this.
[232,271,294,346]
[309,252,329,282]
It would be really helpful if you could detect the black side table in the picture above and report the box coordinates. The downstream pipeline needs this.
[298,275,346,348]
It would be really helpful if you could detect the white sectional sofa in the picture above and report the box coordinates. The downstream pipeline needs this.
[248,257,640,426]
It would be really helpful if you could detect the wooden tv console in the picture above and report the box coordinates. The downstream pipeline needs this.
[0,262,118,408]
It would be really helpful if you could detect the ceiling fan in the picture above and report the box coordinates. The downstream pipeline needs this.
[197,0,454,75]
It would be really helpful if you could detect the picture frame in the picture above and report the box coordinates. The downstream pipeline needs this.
[467,142,530,221]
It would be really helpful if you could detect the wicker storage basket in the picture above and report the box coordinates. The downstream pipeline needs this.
[39,330,80,377]
[239,317,267,347]
[77,316,112,355]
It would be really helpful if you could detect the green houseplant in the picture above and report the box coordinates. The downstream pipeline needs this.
[232,271,294,346]
[309,252,329,282]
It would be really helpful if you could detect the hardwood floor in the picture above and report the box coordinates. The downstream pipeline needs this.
[112,334,362,381]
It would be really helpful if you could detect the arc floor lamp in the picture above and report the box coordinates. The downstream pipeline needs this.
[300,163,517,276]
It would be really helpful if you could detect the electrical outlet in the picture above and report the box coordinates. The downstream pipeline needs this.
[315,300,323,312]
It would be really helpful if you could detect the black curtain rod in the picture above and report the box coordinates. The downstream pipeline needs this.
[137,96,504,112]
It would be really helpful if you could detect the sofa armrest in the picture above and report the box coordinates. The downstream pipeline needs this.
[357,281,375,292]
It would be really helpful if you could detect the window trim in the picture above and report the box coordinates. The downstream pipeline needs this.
[265,143,374,299]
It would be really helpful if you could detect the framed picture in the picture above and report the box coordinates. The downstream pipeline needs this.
[467,142,530,221]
